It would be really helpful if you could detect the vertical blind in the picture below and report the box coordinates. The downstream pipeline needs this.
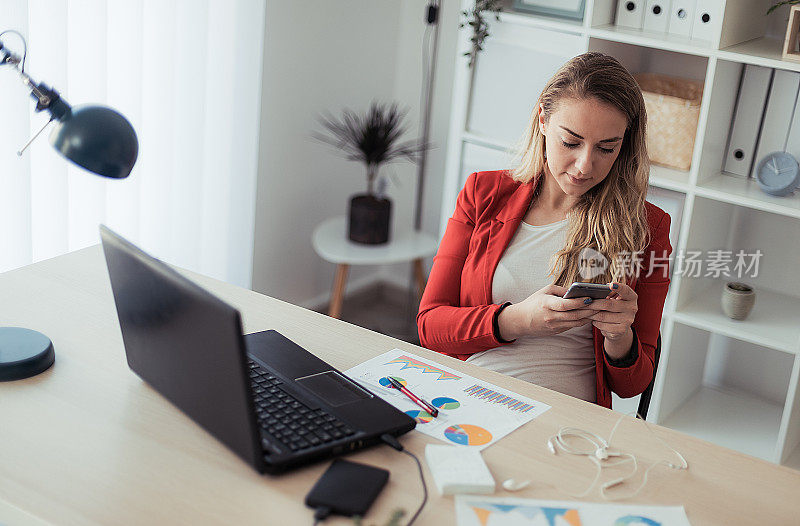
[0,0,265,288]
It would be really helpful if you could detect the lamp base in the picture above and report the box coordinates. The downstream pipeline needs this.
[0,327,55,381]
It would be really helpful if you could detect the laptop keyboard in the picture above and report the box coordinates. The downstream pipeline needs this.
[247,359,356,453]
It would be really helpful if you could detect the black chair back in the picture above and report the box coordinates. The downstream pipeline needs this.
[636,333,662,420]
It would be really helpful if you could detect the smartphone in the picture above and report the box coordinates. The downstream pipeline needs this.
[563,282,611,299]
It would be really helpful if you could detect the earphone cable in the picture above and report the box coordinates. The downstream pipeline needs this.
[547,411,688,500]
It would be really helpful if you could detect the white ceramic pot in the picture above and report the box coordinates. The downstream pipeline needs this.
[721,282,755,320]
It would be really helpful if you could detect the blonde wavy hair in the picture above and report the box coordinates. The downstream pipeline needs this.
[510,52,650,286]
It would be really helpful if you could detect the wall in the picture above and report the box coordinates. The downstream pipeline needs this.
[377,0,462,291]
[252,0,461,307]
[252,0,404,305]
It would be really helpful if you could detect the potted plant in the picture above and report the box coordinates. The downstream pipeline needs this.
[315,102,428,245]
[461,0,503,68]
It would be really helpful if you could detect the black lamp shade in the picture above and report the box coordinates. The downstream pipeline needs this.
[48,105,139,179]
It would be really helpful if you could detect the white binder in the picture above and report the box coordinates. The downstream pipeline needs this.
[691,0,723,44]
[643,0,671,33]
[723,65,772,178]
[667,0,696,38]
[785,87,800,162]
[616,0,645,30]
[753,69,800,176]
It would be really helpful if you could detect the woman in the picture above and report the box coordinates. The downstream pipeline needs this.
[417,52,671,409]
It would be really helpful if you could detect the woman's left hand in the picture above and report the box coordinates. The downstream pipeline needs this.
[585,282,638,340]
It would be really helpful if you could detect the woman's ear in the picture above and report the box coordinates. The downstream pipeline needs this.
[537,103,547,134]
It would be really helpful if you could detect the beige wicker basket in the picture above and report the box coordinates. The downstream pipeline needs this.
[634,73,703,172]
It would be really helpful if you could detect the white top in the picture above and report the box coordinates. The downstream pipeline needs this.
[466,219,597,403]
[312,216,438,265]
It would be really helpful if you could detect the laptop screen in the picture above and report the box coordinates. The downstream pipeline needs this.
[99,225,263,470]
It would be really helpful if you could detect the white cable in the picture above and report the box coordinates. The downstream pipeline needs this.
[546,411,688,500]
[611,412,689,471]
[600,412,688,500]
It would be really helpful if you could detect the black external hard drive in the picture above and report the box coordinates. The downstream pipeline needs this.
[305,459,390,517]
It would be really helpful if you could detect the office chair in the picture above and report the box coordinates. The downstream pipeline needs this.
[636,333,661,420]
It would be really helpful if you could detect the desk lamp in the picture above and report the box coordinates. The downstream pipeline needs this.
[0,30,138,381]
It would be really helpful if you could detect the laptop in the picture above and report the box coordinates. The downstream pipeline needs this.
[99,225,415,474]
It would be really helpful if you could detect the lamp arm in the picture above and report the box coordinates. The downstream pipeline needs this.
[20,73,72,120]
[1,32,72,121]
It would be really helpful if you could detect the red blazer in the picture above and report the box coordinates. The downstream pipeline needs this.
[417,170,672,408]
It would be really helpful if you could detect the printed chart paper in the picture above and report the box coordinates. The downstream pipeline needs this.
[345,349,549,450]
[454,496,692,526]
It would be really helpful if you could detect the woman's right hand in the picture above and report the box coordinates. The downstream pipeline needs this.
[497,284,596,340]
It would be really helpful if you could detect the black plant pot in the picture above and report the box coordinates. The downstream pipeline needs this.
[348,194,392,245]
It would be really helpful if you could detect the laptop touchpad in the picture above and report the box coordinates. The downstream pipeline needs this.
[295,371,371,407]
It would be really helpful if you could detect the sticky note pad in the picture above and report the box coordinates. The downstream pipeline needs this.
[425,444,495,495]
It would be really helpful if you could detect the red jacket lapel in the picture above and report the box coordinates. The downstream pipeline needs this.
[482,181,536,303]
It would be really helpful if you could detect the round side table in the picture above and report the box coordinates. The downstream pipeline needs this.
[312,216,439,319]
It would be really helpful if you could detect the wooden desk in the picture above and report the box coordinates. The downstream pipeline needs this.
[1,247,798,525]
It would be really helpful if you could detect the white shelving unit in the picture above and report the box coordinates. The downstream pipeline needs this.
[443,0,800,468]
[719,37,800,73]
[661,384,785,461]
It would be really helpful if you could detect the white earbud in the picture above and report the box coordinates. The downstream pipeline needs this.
[502,478,531,492]
[547,439,557,454]
[594,448,623,461]
[602,477,626,490]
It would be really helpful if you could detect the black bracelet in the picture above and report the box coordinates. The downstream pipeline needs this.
[493,302,516,344]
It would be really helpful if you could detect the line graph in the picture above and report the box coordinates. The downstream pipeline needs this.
[384,355,461,381]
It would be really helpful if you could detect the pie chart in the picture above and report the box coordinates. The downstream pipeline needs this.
[443,424,492,446]
[379,376,406,388]
[405,410,434,424]
[431,397,461,410]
